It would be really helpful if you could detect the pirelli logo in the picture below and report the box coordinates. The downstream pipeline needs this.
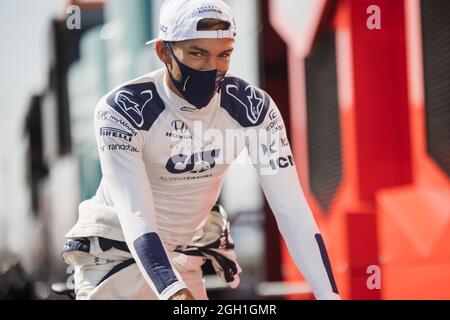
[99,127,133,142]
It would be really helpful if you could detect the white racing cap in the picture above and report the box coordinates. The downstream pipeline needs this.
[146,0,237,45]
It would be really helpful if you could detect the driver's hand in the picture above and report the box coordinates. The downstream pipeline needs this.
[169,288,195,300]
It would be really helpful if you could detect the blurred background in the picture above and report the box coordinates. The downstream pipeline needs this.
[0,0,449,300]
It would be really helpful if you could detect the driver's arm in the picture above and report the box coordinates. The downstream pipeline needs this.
[94,97,190,300]
[247,97,341,300]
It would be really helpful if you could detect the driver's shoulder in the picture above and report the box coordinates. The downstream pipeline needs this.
[96,69,166,132]
[219,74,272,128]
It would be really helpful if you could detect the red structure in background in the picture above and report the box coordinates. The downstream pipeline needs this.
[269,0,450,299]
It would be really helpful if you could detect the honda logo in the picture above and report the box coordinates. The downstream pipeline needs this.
[171,120,188,134]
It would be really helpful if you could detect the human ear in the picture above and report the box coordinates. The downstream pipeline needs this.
[155,41,172,67]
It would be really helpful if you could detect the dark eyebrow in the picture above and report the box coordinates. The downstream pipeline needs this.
[187,45,234,55]
[187,45,209,53]
[220,48,234,55]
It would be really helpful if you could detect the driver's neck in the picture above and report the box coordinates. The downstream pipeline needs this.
[164,71,184,99]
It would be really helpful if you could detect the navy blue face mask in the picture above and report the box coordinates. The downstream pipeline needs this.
[164,41,226,109]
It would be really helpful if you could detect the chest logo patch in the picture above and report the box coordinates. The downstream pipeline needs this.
[114,89,153,128]
[165,149,221,174]
[225,84,265,124]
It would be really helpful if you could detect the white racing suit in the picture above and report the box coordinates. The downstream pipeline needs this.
[63,68,340,300]
[63,202,240,300]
